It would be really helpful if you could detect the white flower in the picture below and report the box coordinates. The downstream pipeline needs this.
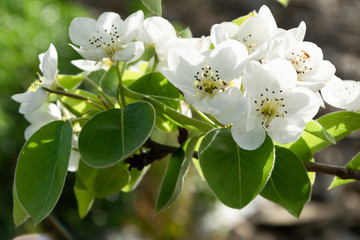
[161,40,247,124]
[69,11,145,62]
[210,5,277,54]
[231,59,320,150]
[12,44,58,114]
[321,76,360,111]
[24,102,80,172]
[71,58,112,72]
[140,16,211,69]
[248,21,305,62]
[287,41,336,91]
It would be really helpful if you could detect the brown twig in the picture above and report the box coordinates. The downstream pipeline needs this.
[125,134,360,181]
[304,161,360,180]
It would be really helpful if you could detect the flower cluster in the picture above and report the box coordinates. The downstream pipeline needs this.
[12,5,360,154]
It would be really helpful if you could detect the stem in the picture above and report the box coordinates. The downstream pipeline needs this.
[115,61,126,108]
[47,215,73,240]
[42,87,104,111]
[304,161,360,180]
[84,77,114,108]
[70,116,91,123]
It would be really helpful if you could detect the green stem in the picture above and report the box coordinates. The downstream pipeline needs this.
[115,61,126,108]
[42,87,105,111]
[83,77,114,108]
[190,106,217,127]
[70,116,91,123]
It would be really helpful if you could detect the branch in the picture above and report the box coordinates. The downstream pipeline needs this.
[42,87,105,110]
[125,135,360,182]
[304,161,360,180]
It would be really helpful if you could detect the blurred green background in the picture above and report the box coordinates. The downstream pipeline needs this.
[1,0,360,239]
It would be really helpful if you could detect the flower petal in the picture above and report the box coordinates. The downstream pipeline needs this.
[24,89,48,114]
[71,59,102,72]
[210,22,239,46]
[282,87,319,122]
[113,41,144,62]
[121,10,144,43]
[266,117,305,144]
[208,40,248,82]
[205,88,245,124]
[231,115,266,150]
[97,12,123,33]
[69,44,104,61]
[69,17,97,47]
[41,44,58,82]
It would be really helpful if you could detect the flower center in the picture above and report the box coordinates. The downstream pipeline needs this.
[194,65,226,97]
[255,89,287,128]
[288,50,313,75]
[241,34,257,54]
[28,79,43,92]
[88,24,124,58]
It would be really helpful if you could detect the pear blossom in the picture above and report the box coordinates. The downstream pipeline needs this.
[139,16,211,69]
[161,40,247,124]
[24,102,81,172]
[321,76,360,111]
[231,59,320,150]
[12,44,58,114]
[248,21,305,62]
[210,5,277,54]
[286,41,336,91]
[69,11,145,62]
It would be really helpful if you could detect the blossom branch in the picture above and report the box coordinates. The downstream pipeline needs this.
[83,77,114,108]
[304,161,360,180]
[125,136,360,181]
[42,87,105,110]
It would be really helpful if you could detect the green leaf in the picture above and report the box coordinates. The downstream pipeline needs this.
[329,152,360,189]
[59,89,100,117]
[128,72,181,109]
[14,120,73,224]
[74,186,95,219]
[280,112,360,162]
[122,165,150,192]
[58,73,85,90]
[277,0,290,7]
[13,186,29,227]
[148,98,214,134]
[232,10,256,26]
[317,111,360,147]
[141,0,162,16]
[95,165,130,198]
[261,146,311,218]
[199,128,275,209]
[156,137,198,213]
[74,160,97,218]
[79,102,155,167]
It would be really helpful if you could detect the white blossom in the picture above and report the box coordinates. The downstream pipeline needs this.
[210,5,277,54]
[287,41,336,91]
[140,16,211,69]
[12,44,58,114]
[69,11,145,62]
[231,59,320,150]
[321,76,360,111]
[161,40,247,124]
